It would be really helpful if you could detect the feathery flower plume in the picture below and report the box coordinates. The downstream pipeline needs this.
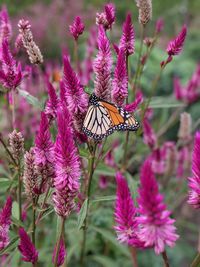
[155,18,164,34]
[167,25,187,56]
[0,6,12,44]
[178,112,192,141]
[188,131,200,208]
[18,19,43,64]
[0,196,12,250]
[119,13,135,56]
[0,40,22,90]
[53,107,80,218]
[96,3,115,30]
[18,228,38,264]
[8,130,24,161]
[112,49,128,106]
[136,0,152,26]
[34,112,55,190]
[143,117,157,149]
[176,146,191,179]
[23,148,39,202]
[63,55,88,132]
[125,90,143,113]
[69,16,85,40]
[93,26,112,101]
[44,79,59,120]
[114,172,143,247]
[137,160,179,254]
[52,238,66,266]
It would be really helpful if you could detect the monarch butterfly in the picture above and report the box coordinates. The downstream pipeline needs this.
[82,94,139,140]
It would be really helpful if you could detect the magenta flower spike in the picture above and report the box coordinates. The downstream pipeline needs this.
[114,172,143,247]
[63,55,88,132]
[119,13,135,56]
[69,16,85,41]
[53,107,80,218]
[143,117,157,150]
[167,25,187,56]
[125,90,143,113]
[44,79,59,120]
[137,160,179,254]
[155,18,164,34]
[52,238,66,266]
[93,26,112,101]
[0,196,12,250]
[0,6,12,43]
[112,49,128,106]
[18,228,38,264]
[188,131,200,208]
[96,3,115,30]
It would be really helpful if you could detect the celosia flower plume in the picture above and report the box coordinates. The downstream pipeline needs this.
[167,25,187,56]
[0,6,12,44]
[136,0,152,25]
[137,160,179,254]
[8,130,24,161]
[96,3,115,30]
[44,79,59,120]
[69,16,84,40]
[0,196,12,250]
[52,238,66,266]
[143,117,157,149]
[125,90,143,113]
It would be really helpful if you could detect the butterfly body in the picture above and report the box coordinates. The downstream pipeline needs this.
[82,94,139,140]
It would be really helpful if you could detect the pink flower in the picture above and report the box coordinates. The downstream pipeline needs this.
[143,117,157,149]
[125,91,143,113]
[155,18,164,34]
[0,196,12,250]
[99,175,109,189]
[0,40,22,90]
[112,49,128,106]
[44,79,59,120]
[167,25,187,56]
[52,238,66,266]
[176,146,191,178]
[114,172,144,247]
[63,55,88,132]
[119,13,135,56]
[18,228,38,264]
[188,131,200,208]
[69,16,84,41]
[93,26,112,101]
[137,160,179,254]
[96,3,115,30]
[0,6,12,43]
[173,77,184,101]
[53,107,80,218]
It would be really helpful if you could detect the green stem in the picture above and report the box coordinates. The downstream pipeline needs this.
[190,253,200,267]
[18,167,22,221]
[54,217,65,267]
[80,143,97,266]
[162,251,170,267]
[74,40,79,71]
[11,89,16,129]
[32,206,36,246]
[36,184,51,225]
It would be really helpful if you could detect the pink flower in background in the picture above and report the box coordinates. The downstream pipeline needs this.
[94,26,112,101]
[52,238,66,266]
[151,148,166,175]
[143,117,157,150]
[18,228,38,264]
[173,77,184,101]
[112,49,128,106]
[125,90,143,113]
[176,146,191,178]
[0,40,22,90]
[155,18,164,34]
[53,107,80,218]
[188,131,200,208]
[0,6,12,43]
[44,78,59,120]
[119,13,135,56]
[69,16,85,40]
[137,160,179,254]
[0,196,12,250]
[167,25,187,56]
[96,3,115,30]
[114,172,143,247]
[99,175,109,189]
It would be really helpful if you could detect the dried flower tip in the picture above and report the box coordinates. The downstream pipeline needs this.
[69,16,84,40]
[144,37,153,47]
[18,19,43,64]
[9,130,24,161]
[96,3,115,30]
[136,0,152,25]
[167,25,187,56]
[178,112,192,141]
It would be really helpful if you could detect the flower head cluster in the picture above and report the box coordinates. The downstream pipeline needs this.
[96,3,115,30]
[8,130,24,161]
[188,131,200,208]
[167,25,187,56]
[0,6,12,44]
[18,228,38,264]
[18,19,43,64]
[53,107,80,218]
[137,160,179,254]
[93,26,112,101]
[136,0,152,25]
[44,79,59,120]
[0,196,12,250]
[0,40,22,90]
[178,112,192,141]
[52,239,66,266]
[69,16,85,41]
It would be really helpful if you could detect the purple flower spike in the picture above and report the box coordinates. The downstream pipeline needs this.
[188,131,200,208]
[167,25,187,56]
[44,79,59,120]
[94,26,112,101]
[96,3,115,30]
[52,238,66,266]
[69,16,85,41]
[53,107,80,218]
[0,196,12,250]
[119,13,135,56]
[143,117,157,150]
[0,6,12,43]
[155,18,164,34]
[112,49,128,106]
[137,160,179,254]
[18,228,38,264]
[114,172,144,248]
[125,91,143,113]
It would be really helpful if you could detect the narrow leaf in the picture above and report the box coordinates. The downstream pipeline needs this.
[0,237,19,256]
[18,89,43,110]
[77,198,88,230]
[91,195,116,203]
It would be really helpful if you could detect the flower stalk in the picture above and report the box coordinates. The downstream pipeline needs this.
[54,217,65,267]
[190,253,200,267]
[162,251,170,267]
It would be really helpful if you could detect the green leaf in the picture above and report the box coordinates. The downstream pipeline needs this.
[12,201,19,221]
[0,237,19,256]
[0,178,11,188]
[92,255,118,267]
[11,216,25,228]
[91,195,116,203]
[77,198,88,230]
[18,89,43,110]
[79,147,90,159]
[95,163,115,177]
[149,96,185,109]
